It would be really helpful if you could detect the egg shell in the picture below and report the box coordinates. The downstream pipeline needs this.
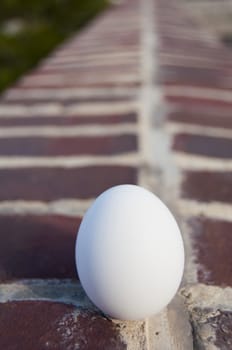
[75,184,184,320]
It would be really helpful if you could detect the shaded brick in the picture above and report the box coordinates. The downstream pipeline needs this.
[33,65,138,76]
[173,134,232,158]
[158,65,226,87]
[168,102,232,118]
[182,171,232,203]
[168,111,232,129]
[18,80,141,89]
[0,166,137,200]
[36,67,138,75]
[0,301,126,350]
[38,62,138,74]
[190,218,232,286]
[191,307,232,350]
[212,310,232,349]
[2,95,134,104]
[0,113,137,126]
[165,95,232,108]
[0,215,80,281]
[159,48,232,65]
[45,46,138,57]
[160,38,216,50]
[0,135,137,156]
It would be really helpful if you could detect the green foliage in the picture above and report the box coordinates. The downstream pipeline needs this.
[0,0,108,92]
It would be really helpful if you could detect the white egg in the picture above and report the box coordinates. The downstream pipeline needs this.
[75,184,184,321]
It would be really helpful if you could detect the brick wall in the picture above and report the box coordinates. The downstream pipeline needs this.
[0,0,232,348]
[154,0,232,348]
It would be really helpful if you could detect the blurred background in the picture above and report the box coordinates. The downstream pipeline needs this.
[183,0,232,46]
[0,0,109,93]
[1,0,232,95]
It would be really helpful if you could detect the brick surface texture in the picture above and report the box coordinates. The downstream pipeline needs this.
[0,0,232,348]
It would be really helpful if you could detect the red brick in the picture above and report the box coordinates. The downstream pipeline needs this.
[159,47,232,65]
[0,166,137,200]
[0,135,137,156]
[0,215,80,281]
[182,171,232,203]
[190,218,232,286]
[0,113,137,126]
[0,301,126,350]
[173,134,232,158]
[169,111,232,129]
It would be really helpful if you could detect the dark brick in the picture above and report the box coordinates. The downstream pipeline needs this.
[182,171,232,203]
[0,215,80,281]
[0,113,137,126]
[0,135,137,156]
[191,307,232,350]
[190,218,232,286]
[212,310,232,349]
[169,111,232,129]
[173,134,232,158]
[0,301,126,350]
[0,166,137,200]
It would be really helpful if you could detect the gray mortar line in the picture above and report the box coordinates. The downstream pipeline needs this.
[4,87,138,100]
[43,51,141,64]
[164,85,232,102]
[21,73,140,85]
[166,122,232,139]
[140,0,196,348]
[181,283,232,312]
[40,58,140,68]
[159,52,230,66]
[0,153,139,168]
[148,13,199,289]
[178,199,232,222]
[0,123,137,137]
[146,0,199,288]
[0,279,96,309]
[173,153,232,171]
[140,0,156,348]
[138,0,183,348]
[0,199,94,217]
[0,101,138,117]
[138,0,158,191]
